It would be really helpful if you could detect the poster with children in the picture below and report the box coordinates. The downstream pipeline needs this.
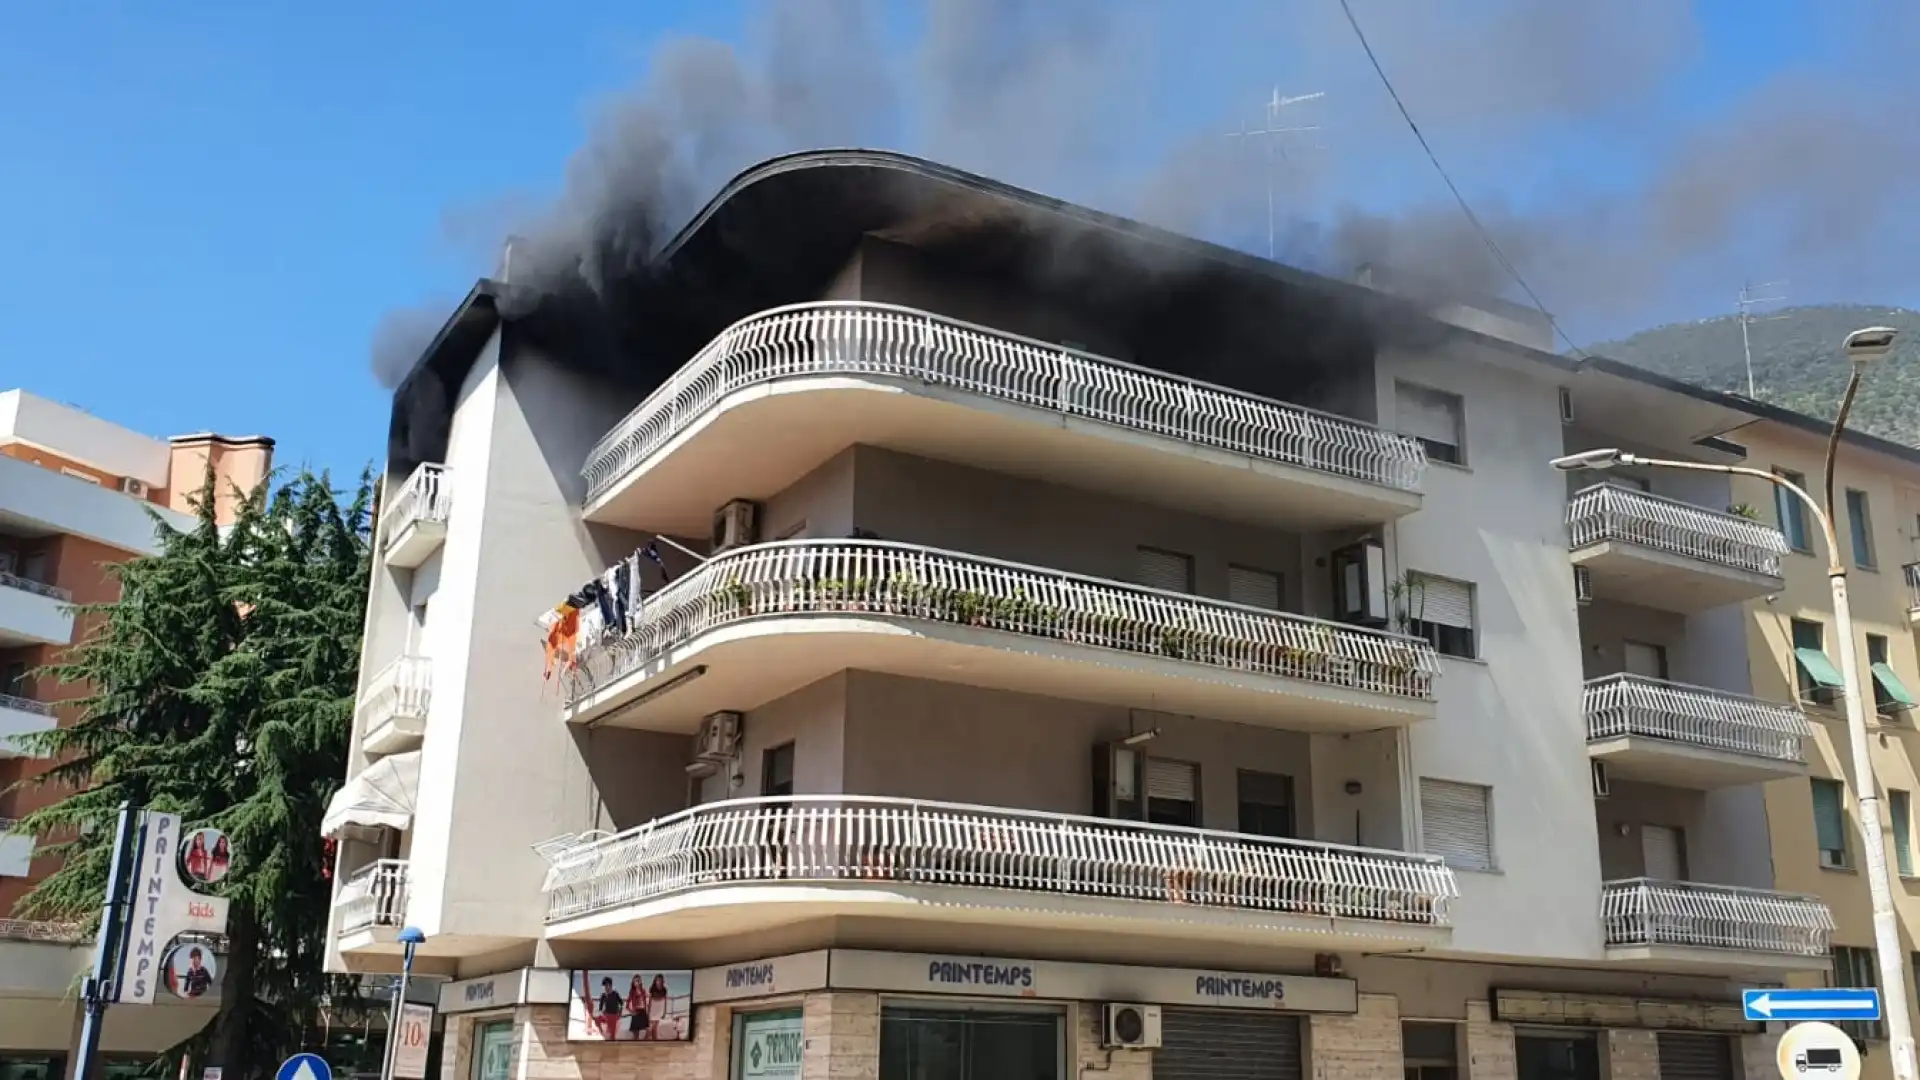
[567,969,694,1041]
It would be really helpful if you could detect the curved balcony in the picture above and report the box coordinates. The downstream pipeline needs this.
[565,541,1439,732]
[541,796,1457,949]
[1584,674,1811,789]
[581,303,1426,536]
[1600,878,1833,973]
[0,693,56,758]
[1567,485,1787,614]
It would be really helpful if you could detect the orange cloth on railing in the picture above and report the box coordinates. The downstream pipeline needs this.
[544,603,580,679]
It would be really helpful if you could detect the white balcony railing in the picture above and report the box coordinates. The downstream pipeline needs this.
[0,917,82,942]
[1584,673,1810,763]
[0,572,72,603]
[359,656,432,729]
[581,302,1428,503]
[542,796,1458,929]
[569,540,1439,704]
[0,693,56,717]
[380,464,450,541]
[336,859,409,934]
[1600,878,1833,957]
[1568,484,1787,577]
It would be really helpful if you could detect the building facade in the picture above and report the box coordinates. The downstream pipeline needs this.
[326,151,1853,1080]
[0,389,272,1077]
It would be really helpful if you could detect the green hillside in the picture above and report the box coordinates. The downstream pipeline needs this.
[1593,304,1920,449]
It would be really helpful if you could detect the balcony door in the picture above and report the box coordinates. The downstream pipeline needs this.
[1641,825,1686,881]
[1622,641,1668,680]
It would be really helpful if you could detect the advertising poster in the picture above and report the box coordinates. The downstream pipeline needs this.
[163,943,218,1000]
[567,970,693,1041]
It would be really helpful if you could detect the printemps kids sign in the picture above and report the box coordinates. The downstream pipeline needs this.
[116,812,233,1004]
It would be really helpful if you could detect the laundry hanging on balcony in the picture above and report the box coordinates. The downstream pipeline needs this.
[321,750,421,838]
[535,537,705,673]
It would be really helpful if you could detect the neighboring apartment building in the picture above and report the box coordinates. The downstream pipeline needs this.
[1720,408,1920,1080]
[323,150,1848,1080]
[0,389,272,1078]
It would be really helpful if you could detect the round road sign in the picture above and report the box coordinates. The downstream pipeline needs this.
[1777,1021,1861,1080]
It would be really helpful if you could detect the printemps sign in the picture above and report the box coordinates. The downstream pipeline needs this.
[116,812,232,1004]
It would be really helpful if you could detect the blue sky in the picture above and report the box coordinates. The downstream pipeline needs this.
[0,1,1910,481]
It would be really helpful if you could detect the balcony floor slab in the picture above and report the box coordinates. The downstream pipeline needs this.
[1602,943,1829,975]
[362,712,426,757]
[1588,735,1807,789]
[1572,541,1783,615]
[567,615,1435,733]
[384,520,446,570]
[585,379,1421,537]
[0,704,55,758]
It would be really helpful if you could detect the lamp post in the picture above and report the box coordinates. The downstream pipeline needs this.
[381,927,428,1080]
[1553,325,1909,1080]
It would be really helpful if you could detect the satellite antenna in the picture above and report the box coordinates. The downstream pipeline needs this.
[1736,279,1790,397]
[1223,88,1326,260]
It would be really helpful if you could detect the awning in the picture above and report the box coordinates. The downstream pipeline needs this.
[1873,662,1918,712]
[1794,647,1845,689]
[322,751,421,838]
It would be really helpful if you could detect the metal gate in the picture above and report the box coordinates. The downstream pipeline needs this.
[1656,1033,1735,1080]
[1155,1009,1302,1080]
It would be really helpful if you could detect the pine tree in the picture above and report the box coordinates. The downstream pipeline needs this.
[11,468,372,1077]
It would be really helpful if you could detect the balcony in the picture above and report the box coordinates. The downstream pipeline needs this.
[0,573,73,647]
[0,918,82,943]
[542,796,1458,950]
[1567,485,1787,614]
[359,656,431,756]
[1600,878,1833,973]
[0,693,56,757]
[565,540,1440,733]
[380,464,450,569]
[0,818,33,878]
[581,303,1427,536]
[335,859,408,949]
[1584,674,1811,788]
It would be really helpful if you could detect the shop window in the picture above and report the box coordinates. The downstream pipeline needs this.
[880,1005,1063,1080]
[733,1008,804,1080]
[1237,770,1295,840]
[1403,1021,1460,1080]
[471,1020,516,1080]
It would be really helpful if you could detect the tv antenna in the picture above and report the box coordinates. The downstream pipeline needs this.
[1736,280,1790,397]
[1223,88,1326,260]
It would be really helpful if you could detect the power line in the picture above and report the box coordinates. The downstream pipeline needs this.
[1334,0,1586,358]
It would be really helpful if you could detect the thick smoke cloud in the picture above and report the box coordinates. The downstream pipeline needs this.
[370,0,1919,387]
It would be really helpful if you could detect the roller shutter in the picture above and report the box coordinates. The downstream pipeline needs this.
[1137,547,1194,593]
[1657,1033,1735,1080]
[1145,759,1198,802]
[1155,1009,1302,1080]
[1227,566,1282,610]
[1410,574,1473,629]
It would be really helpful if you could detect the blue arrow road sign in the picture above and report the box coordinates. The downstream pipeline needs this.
[276,1054,332,1080]
[1743,988,1882,1022]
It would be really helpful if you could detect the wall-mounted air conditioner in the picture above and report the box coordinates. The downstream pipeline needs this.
[1101,1004,1162,1049]
[121,477,149,498]
[712,499,760,554]
[694,711,743,764]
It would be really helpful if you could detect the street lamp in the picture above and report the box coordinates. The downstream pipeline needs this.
[381,927,428,1080]
[1553,325,1910,1080]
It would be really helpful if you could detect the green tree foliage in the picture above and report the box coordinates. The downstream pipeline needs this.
[1596,304,1920,448]
[10,468,372,1077]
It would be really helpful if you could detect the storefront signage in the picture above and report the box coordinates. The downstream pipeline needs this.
[694,951,830,1004]
[827,950,1358,1014]
[392,1003,434,1079]
[1492,988,1758,1034]
[439,967,571,1014]
[117,812,232,1005]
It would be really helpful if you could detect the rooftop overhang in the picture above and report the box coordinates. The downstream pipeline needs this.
[1566,359,1763,463]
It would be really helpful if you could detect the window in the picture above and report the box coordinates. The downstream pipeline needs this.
[1144,758,1199,827]
[1791,619,1844,703]
[1775,468,1813,552]
[1226,565,1282,610]
[1640,824,1686,880]
[1419,778,1494,871]
[1832,946,1885,1040]
[1812,778,1850,869]
[1867,634,1918,716]
[1135,547,1194,594]
[1395,382,1466,465]
[1403,1021,1460,1080]
[471,1021,516,1080]
[762,742,795,797]
[1,662,24,698]
[1236,770,1295,839]
[59,467,101,485]
[1847,489,1876,568]
[1405,574,1476,659]
[1895,790,1913,877]
[733,1009,804,1080]
[1622,640,1669,680]
[880,1005,1065,1080]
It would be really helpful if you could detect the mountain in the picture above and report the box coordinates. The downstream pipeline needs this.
[1592,304,1920,450]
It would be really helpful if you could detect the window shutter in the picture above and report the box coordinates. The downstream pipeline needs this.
[1640,825,1684,880]
[1396,385,1460,446]
[1136,548,1193,593]
[1227,565,1282,610]
[1419,779,1493,871]
[1812,780,1846,854]
[1623,641,1667,679]
[1145,759,1198,802]
[1894,791,1913,875]
[1411,575,1473,630]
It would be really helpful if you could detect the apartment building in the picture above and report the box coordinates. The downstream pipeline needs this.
[0,389,272,1078]
[324,150,1840,1080]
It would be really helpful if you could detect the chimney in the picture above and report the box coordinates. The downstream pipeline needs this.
[166,434,276,526]
[497,235,527,283]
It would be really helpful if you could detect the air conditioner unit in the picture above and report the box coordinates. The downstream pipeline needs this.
[120,477,149,498]
[1573,566,1593,606]
[694,711,743,764]
[1558,386,1576,426]
[1591,760,1610,800]
[711,499,760,553]
[1101,1004,1162,1050]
